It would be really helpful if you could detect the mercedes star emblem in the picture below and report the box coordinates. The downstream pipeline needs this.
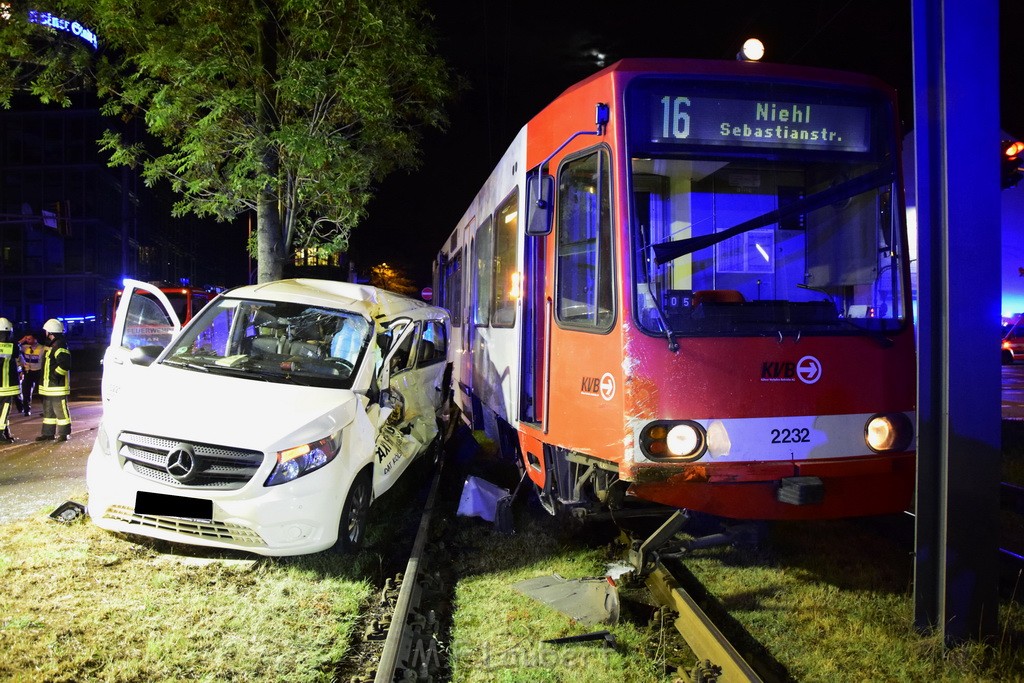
[165,443,199,483]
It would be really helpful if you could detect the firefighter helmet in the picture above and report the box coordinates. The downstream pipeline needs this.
[43,318,64,334]
[0,318,12,332]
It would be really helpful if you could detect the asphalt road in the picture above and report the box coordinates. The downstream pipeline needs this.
[2,368,1023,526]
[1003,363,1024,421]
[0,372,102,524]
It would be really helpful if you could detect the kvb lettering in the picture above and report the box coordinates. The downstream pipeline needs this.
[761,361,797,380]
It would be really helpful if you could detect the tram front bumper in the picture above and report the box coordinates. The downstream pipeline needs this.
[624,453,915,520]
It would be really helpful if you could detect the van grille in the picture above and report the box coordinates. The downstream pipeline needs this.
[104,505,267,547]
[118,431,265,490]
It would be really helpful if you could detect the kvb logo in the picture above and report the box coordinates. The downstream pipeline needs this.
[760,356,822,384]
[581,372,616,400]
[796,356,822,384]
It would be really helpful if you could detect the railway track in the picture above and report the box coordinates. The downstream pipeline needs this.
[645,560,765,683]
[618,511,781,683]
[347,417,463,683]
[371,449,450,682]
[352,454,785,682]
[354,454,1022,681]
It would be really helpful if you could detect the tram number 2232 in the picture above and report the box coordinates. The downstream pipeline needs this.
[770,427,811,444]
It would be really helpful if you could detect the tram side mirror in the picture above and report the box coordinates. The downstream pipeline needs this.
[526,173,554,236]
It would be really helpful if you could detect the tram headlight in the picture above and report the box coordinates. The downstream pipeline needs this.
[864,413,914,453]
[640,420,707,460]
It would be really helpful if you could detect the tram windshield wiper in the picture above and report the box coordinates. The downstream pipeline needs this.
[650,165,895,265]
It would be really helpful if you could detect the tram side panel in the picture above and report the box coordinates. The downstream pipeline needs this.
[446,130,527,446]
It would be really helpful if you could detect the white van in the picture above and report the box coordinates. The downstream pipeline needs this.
[86,278,452,556]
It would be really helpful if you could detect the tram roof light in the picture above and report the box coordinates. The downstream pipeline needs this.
[737,38,765,62]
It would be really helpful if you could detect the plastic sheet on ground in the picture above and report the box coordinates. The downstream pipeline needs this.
[512,574,620,626]
[456,476,509,523]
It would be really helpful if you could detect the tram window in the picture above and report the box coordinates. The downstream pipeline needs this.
[444,249,463,328]
[473,217,493,327]
[555,149,614,331]
[492,189,519,328]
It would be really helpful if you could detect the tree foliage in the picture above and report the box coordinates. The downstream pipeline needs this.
[0,0,452,282]
[369,262,417,296]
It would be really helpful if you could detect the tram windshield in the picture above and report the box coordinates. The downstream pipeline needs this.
[627,78,907,338]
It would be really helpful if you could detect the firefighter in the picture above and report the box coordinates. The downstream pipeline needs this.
[0,318,19,442]
[35,319,72,442]
[18,333,43,415]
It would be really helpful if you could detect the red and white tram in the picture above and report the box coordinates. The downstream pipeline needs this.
[434,58,915,520]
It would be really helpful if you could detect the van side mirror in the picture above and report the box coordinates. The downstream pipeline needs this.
[526,173,554,236]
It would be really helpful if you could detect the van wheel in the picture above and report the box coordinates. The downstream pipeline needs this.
[334,472,372,552]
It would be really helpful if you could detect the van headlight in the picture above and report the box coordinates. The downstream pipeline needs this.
[265,434,341,486]
[864,413,913,453]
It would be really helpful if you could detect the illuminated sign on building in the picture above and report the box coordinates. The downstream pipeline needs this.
[27,10,98,50]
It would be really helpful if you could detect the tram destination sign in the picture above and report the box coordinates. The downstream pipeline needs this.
[638,88,872,154]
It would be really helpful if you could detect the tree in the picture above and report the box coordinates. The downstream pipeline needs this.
[0,0,452,282]
[369,262,417,296]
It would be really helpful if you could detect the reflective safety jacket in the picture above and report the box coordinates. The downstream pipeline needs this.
[39,340,71,397]
[0,341,18,398]
[19,342,43,371]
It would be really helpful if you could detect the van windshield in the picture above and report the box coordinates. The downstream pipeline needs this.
[163,297,372,389]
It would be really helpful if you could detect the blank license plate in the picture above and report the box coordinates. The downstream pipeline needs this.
[135,492,213,520]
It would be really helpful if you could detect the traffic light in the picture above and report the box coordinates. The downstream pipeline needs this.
[1003,139,1024,189]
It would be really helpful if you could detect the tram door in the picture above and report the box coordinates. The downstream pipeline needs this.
[519,233,547,425]
[463,222,482,428]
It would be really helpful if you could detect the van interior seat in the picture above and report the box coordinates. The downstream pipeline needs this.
[251,336,281,356]
[289,341,322,359]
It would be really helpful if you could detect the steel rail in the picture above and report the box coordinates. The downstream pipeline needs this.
[646,561,764,683]
[373,447,446,683]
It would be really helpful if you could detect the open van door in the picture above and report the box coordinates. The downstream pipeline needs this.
[370,315,450,495]
[103,279,182,404]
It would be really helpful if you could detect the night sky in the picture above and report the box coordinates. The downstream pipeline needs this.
[350,1,1024,289]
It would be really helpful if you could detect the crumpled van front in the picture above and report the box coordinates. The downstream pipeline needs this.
[86,278,452,556]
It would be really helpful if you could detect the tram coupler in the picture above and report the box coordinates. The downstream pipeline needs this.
[628,509,690,576]
[658,522,767,561]
[628,512,767,574]
[571,505,675,523]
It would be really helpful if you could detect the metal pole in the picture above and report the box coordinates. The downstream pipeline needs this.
[912,0,1001,643]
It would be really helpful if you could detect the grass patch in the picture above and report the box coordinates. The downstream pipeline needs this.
[0,494,374,682]
[684,518,1024,681]
[446,510,690,683]
[445,501,1024,683]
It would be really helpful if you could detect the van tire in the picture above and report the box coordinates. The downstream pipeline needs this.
[334,471,372,553]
